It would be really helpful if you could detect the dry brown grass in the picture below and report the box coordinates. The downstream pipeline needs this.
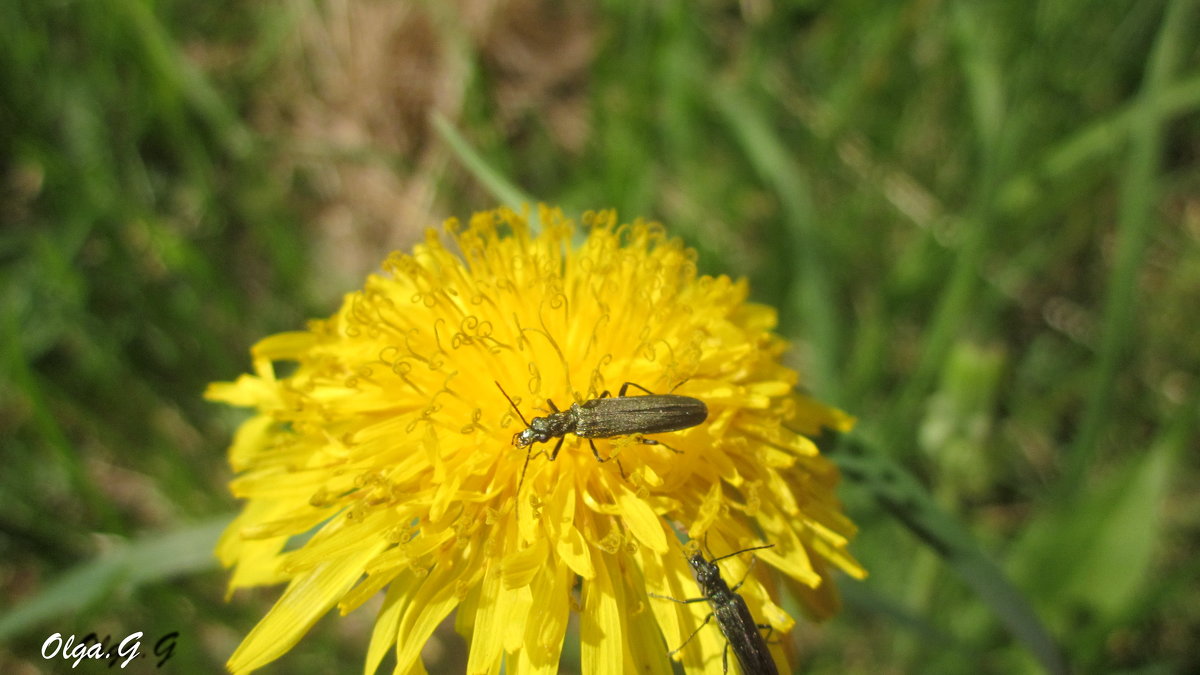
[253,0,595,289]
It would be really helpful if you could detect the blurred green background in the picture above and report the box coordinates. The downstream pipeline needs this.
[2,0,1198,673]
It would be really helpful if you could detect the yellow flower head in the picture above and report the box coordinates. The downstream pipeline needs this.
[207,206,865,674]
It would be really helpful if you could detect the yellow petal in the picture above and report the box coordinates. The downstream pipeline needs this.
[579,553,623,675]
[227,540,386,674]
[252,331,318,361]
[364,577,414,675]
[518,561,571,673]
[393,553,475,673]
[556,522,594,579]
[615,486,667,554]
[465,560,507,675]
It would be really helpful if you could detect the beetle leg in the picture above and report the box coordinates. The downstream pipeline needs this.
[546,398,561,413]
[666,377,691,394]
[617,381,657,397]
[587,438,627,478]
[586,438,606,462]
[647,592,709,605]
[547,436,566,461]
[636,436,684,454]
[666,611,715,657]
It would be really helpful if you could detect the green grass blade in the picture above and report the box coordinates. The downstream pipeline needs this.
[431,112,534,214]
[1065,0,1199,491]
[710,82,842,398]
[835,436,1068,674]
[0,517,228,641]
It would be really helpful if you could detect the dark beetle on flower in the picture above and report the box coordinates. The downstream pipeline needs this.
[495,380,708,493]
[652,544,780,675]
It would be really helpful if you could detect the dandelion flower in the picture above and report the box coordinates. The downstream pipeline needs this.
[207,205,865,674]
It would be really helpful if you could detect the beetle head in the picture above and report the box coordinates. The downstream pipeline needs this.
[513,417,552,447]
[687,551,720,589]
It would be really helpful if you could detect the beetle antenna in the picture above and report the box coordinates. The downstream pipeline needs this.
[710,543,776,564]
[497,381,537,514]
[495,381,531,427]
